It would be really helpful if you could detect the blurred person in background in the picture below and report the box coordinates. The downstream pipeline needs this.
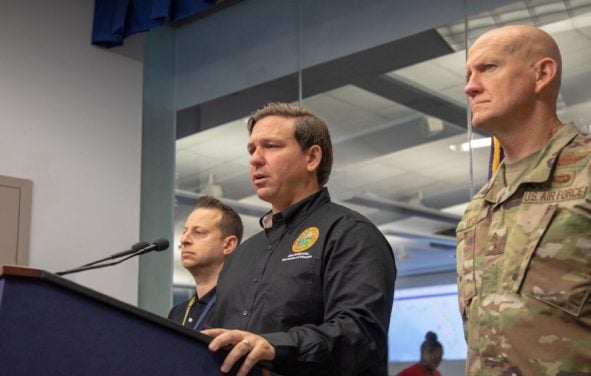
[397,331,443,376]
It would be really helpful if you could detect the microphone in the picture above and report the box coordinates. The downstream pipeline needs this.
[135,238,169,256]
[55,238,170,276]
[81,241,150,267]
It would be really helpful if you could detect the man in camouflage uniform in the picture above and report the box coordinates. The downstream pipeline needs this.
[457,25,591,375]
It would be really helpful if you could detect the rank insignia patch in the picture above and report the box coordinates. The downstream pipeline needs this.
[292,227,319,253]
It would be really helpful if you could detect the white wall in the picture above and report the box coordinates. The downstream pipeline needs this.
[0,0,144,304]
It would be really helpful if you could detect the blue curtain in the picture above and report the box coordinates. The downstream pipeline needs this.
[92,0,218,48]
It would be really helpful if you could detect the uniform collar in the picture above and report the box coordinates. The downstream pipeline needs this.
[482,122,579,204]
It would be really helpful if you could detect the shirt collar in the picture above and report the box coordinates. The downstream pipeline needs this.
[196,286,216,303]
[258,188,330,230]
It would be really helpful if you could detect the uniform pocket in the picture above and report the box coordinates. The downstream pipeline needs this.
[457,228,477,318]
[456,209,489,318]
[516,205,591,317]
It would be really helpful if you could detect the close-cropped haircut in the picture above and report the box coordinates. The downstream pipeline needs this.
[194,195,244,244]
[247,102,334,187]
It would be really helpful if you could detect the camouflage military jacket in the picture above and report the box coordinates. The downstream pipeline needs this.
[456,123,591,375]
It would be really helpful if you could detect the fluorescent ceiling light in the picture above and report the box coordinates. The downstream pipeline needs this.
[449,137,491,152]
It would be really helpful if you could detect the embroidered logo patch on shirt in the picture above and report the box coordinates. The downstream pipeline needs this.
[551,171,574,187]
[292,226,319,253]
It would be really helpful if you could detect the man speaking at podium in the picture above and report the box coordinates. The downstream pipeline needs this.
[203,103,396,376]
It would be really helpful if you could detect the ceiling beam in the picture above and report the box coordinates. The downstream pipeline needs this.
[351,74,467,129]
[342,193,462,225]
[176,28,459,138]
[175,189,268,217]
[382,229,456,248]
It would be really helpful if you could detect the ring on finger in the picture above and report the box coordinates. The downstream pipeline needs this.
[240,339,252,350]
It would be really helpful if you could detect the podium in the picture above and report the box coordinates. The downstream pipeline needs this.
[0,265,266,376]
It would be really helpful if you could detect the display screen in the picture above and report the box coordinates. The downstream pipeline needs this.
[388,283,467,362]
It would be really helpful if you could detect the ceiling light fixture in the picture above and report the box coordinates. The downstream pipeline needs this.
[449,137,491,152]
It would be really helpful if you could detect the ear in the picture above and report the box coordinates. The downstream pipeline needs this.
[533,57,558,94]
[305,145,322,173]
[222,235,238,256]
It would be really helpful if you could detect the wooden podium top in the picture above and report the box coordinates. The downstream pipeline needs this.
[0,264,44,278]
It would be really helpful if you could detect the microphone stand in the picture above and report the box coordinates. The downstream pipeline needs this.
[55,239,169,277]
[79,241,150,268]
[56,250,145,276]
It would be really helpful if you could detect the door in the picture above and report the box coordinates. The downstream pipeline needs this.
[0,175,32,265]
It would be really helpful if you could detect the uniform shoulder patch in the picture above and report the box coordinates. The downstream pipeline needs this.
[292,226,319,253]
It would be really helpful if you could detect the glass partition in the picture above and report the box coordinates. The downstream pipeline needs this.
[167,0,591,371]
[169,0,591,300]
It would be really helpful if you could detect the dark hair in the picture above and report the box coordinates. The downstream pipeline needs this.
[421,331,443,355]
[194,195,244,244]
[247,102,333,186]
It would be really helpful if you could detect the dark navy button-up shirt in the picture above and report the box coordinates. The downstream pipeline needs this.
[211,188,396,376]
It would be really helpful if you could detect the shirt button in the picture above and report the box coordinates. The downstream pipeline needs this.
[242,310,249,316]
[253,278,259,283]
[267,245,272,250]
